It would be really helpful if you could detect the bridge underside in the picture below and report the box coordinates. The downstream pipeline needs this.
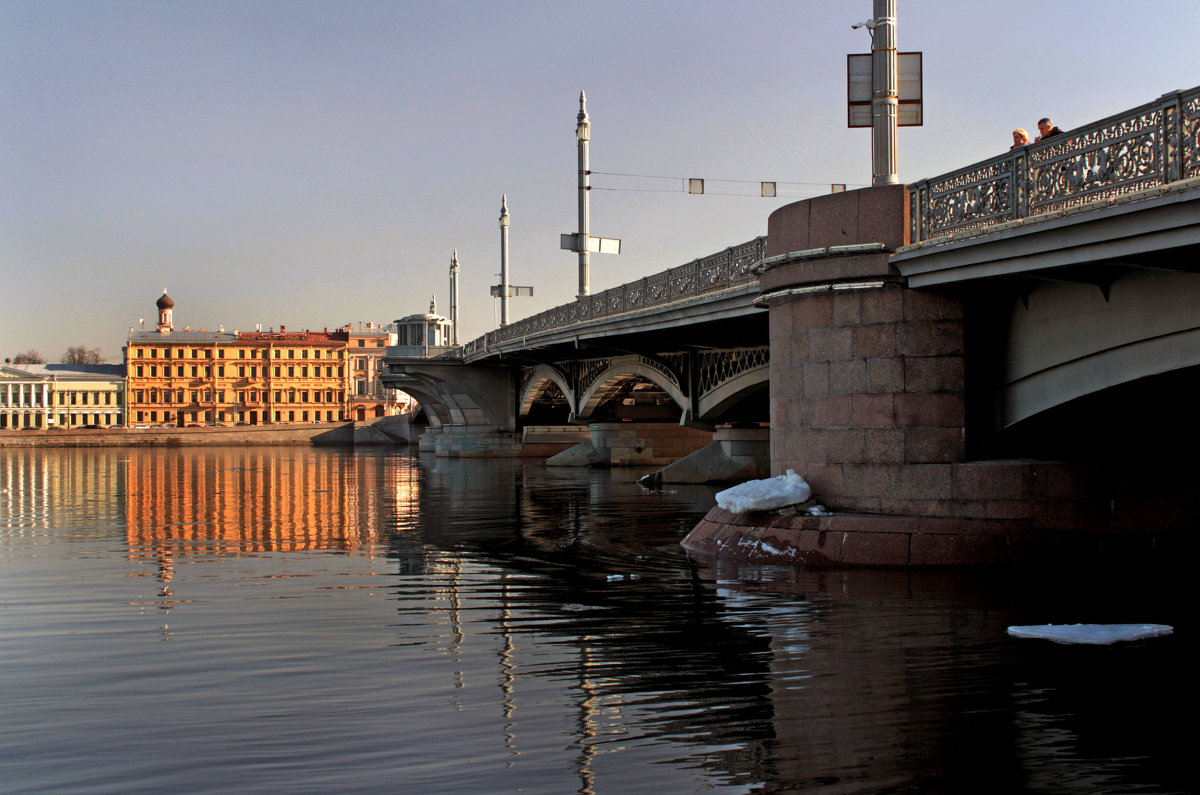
[896,182,1200,432]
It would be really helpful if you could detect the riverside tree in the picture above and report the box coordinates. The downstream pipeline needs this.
[61,346,103,364]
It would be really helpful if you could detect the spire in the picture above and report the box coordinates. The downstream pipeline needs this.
[578,90,588,124]
[429,294,437,314]
[450,249,459,274]
[499,194,509,226]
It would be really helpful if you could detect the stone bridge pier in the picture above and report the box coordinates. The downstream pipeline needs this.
[685,185,1190,566]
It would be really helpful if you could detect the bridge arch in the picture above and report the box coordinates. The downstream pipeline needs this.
[575,356,687,422]
[1001,271,1200,426]
[518,365,574,423]
[695,364,770,423]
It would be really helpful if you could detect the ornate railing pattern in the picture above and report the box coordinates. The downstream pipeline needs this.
[908,86,1200,243]
[461,237,767,357]
[697,347,770,394]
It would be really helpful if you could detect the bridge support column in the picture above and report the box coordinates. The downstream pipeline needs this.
[639,427,770,485]
[544,422,713,467]
[685,186,1152,566]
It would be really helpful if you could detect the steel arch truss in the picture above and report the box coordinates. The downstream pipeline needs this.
[516,346,769,426]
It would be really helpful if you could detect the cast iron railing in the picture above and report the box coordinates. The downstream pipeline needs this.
[459,236,767,358]
[907,85,1200,243]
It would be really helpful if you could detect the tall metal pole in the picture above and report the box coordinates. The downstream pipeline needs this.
[499,195,510,326]
[449,249,459,345]
[871,0,899,185]
[576,91,591,298]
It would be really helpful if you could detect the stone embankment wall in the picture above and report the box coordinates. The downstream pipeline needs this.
[0,419,418,448]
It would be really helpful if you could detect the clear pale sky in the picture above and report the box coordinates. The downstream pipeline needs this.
[3,0,1196,362]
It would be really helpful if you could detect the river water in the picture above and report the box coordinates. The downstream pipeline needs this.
[0,446,1191,793]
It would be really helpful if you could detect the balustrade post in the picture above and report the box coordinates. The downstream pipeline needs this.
[1160,90,1183,183]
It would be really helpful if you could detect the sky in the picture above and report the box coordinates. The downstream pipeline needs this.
[3,0,1197,363]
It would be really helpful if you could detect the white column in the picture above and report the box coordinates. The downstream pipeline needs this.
[576,91,591,298]
[871,0,899,185]
[499,195,511,327]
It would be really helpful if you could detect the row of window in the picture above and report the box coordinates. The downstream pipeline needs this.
[133,364,345,379]
[56,392,119,406]
[132,410,341,424]
[2,391,119,407]
[134,347,343,360]
[133,389,341,405]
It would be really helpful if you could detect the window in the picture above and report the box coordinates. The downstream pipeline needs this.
[288,350,295,359]
[149,365,157,377]
[217,366,224,377]
[191,366,198,377]
[204,391,211,401]
[287,366,294,378]
[164,392,171,403]
[300,391,308,403]
[205,366,212,377]
[301,411,308,421]
[218,350,224,359]
[288,410,294,422]
[177,366,184,376]
[288,390,296,403]
[191,391,198,402]
[136,390,144,402]
[274,391,281,402]
[151,349,157,358]
[273,366,280,377]
[302,349,308,359]
[238,366,245,377]
[177,390,184,402]
[136,365,144,377]
[300,366,307,377]
[216,391,224,403]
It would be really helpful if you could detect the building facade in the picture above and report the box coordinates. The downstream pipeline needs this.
[124,291,401,427]
[1,364,125,429]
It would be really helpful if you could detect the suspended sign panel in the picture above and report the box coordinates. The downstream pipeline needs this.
[847,52,923,127]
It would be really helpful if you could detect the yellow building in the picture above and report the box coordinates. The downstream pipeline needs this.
[124,290,354,427]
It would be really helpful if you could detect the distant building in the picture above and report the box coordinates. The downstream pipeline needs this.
[123,290,402,427]
[346,323,400,421]
[0,363,125,429]
[388,297,455,357]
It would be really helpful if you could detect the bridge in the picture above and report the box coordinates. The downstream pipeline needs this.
[383,85,1200,565]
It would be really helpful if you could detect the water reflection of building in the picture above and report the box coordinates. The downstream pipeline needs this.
[0,448,127,531]
[123,448,419,556]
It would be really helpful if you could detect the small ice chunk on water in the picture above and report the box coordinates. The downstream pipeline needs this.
[715,469,812,514]
[1006,623,1173,645]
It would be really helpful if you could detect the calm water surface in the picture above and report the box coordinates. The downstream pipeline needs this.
[0,447,1191,793]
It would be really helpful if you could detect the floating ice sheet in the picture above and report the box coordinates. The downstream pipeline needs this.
[716,469,812,514]
[1006,623,1173,645]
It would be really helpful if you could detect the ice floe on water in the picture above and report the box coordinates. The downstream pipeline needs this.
[716,469,812,514]
[1006,623,1174,644]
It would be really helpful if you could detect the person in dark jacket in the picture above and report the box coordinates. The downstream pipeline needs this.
[1035,117,1064,141]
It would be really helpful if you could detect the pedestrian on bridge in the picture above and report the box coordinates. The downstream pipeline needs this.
[1035,118,1064,141]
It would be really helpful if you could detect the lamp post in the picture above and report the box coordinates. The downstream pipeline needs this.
[871,0,898,185]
